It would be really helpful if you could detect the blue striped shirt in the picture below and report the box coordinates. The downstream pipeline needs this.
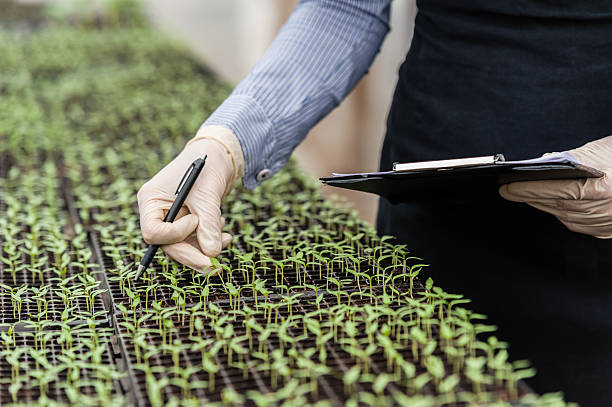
[203,0,392,188]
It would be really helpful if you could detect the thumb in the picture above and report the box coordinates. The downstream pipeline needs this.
[188,189,225,257]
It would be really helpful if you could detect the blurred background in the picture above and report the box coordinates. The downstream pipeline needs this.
[5,0,417,225]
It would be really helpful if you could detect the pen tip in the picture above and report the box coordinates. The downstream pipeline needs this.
[135,264,145,280]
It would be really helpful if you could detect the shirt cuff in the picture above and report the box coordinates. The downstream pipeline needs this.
[203,95,277,189]
[187,125,245,190]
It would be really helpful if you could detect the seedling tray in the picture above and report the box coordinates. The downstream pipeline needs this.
[0,191,111,333]
[93,203,535,406]
[0,328,121,404]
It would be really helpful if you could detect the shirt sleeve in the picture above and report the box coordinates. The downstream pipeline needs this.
[203,0,392,189]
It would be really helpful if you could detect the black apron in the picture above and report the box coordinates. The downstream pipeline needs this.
[377,2,612,405]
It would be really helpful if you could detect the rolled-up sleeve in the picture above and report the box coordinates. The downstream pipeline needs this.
[203,0,391,188]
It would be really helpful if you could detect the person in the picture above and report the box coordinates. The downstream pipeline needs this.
[137,1,612,405]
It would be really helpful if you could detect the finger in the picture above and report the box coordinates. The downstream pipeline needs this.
[187,189,225,258]
[161,242,219,275]
[526,198,606,215]
[221,232,232,249]
[499,178,590,201]
[501,179,583,201]
[142,199,190,223]
[526,201,611,226]
[184,232,231,251]
[140,205,199,245]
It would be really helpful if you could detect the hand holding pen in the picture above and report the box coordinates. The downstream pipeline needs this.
[135,155,207,280]
[136,138,237,279]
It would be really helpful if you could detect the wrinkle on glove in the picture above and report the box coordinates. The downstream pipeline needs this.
[499,136,612,239]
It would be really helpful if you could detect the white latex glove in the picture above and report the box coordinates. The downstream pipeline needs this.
[499,135,612,239]
[137,125,245,272]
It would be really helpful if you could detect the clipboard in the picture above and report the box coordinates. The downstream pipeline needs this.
[320,152,604,204]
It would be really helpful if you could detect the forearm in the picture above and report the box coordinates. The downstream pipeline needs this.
[203,0,391,188]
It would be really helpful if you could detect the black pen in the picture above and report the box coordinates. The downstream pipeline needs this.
[135,155,207,281]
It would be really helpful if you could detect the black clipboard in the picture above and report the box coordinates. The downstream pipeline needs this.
[320,153,603,204]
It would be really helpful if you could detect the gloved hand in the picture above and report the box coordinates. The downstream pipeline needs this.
[499,135,612,239]
[137,125,245,272]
